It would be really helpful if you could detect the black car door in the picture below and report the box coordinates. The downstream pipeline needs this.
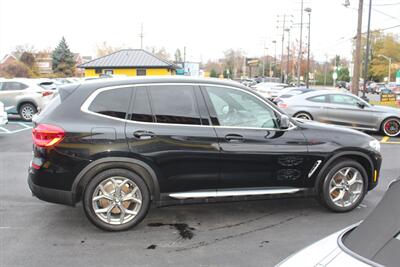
[201,85,311,189]
[125,84,220,194]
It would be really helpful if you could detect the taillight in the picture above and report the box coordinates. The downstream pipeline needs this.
[42,91,53,97]
[278,102,288,109]
[32,124,65,147]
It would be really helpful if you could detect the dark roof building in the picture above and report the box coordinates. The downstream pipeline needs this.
[78,49,178,77]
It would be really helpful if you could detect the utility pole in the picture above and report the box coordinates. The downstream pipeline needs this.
[324,54,328,86]
[272,40,277,77]
[262,42,266,77]
[139,23,144,49]
[296,0,304,86]
[351,0,363,95]
[285,28,291,84]
[362,0,372,100]
[279,15,286,83]
[277,15,292,82]
[305,7,312,88]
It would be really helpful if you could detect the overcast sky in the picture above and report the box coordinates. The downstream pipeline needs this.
[0,0,399,62]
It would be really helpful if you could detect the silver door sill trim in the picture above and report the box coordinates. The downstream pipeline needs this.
[169,187,306,200]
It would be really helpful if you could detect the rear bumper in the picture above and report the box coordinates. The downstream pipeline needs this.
[28,173,75,206]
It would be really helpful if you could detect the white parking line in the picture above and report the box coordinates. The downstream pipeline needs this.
[0,127,11,133]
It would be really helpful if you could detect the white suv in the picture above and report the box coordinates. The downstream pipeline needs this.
[0,78,55,121]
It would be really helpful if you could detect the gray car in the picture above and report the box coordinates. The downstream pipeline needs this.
[0,78,55,121]
[278,90,400,137]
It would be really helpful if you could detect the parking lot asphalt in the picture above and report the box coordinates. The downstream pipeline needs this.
[1,119,400,267]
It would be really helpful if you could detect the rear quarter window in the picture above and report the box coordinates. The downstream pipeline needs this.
[88,88,132,119]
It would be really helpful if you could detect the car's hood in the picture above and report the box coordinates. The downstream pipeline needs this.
[370,104,400,114]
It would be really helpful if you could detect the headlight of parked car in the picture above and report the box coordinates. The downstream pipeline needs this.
[369,139,381,152]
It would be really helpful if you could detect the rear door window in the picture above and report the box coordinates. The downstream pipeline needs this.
[2,82,28,90]
[148,85,201,125]
[308,95,328,103]
[88,88,131,119]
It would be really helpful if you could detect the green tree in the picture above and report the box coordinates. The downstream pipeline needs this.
[369,33,400,82]
[52,37,75,76]
[210,69,218,77]
[337,67,350,82]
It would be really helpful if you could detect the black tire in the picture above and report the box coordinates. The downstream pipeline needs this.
[83,168,151,231]
[381,117,400,137]
[294,112,313,120]
[19,103,37,121]
[318,159,367,212]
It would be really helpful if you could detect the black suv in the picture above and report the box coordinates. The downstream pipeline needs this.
[28,77,382,231]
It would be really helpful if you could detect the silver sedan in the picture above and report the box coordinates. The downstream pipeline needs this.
[277,90,400,137]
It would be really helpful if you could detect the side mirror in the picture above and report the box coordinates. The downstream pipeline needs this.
[279,115,290,129]
[357,102,365,109]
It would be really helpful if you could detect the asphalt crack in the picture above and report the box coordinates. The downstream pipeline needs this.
[175,213,307,252]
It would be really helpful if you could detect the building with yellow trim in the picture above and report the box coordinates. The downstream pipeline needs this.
[78,49,177,77]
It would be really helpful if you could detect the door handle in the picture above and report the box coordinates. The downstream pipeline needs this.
[133,130,155,140]
[225,134,244,142]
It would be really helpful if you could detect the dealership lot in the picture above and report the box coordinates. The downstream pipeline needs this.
[1,119,399,267]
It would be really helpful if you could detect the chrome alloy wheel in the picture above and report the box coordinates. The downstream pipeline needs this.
[92,177,142,225]
[21,105,35,120]
[329,167,364,208]
[295,113,312,120]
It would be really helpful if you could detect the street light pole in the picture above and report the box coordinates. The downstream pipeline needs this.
[379,54,392,82]
[297,0,304,86]
[305,7,312,88]
[362,0,372,100]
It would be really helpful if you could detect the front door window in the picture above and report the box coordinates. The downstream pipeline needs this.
[205,86,279,129]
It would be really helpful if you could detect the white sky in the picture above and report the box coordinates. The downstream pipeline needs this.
[0,0,399,62]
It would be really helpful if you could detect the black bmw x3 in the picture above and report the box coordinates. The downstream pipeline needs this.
[28,77,382,231]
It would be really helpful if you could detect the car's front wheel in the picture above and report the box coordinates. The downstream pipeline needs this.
[19,103,37,121]
[294,112,313,120]
[381,117,400,137]
[83,169,150,231]
[318,159,367,212]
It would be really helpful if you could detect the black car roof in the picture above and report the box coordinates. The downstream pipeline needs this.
[342,178,400,266]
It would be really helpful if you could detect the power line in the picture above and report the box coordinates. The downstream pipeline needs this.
[373,2,400,6]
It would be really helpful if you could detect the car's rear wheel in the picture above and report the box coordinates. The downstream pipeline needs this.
[83,169,150,231]
[381,117,400,137]
[19,103,37,121]
[318,159,367,212]
[294,112,313,120]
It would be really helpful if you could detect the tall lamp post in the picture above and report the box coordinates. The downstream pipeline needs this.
[305,7,312,88]
[272,40,277,77]
[379,54,392,83]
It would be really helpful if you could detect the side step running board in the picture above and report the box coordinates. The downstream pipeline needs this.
[169,187,306,200]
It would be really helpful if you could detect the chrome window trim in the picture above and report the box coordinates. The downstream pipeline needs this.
[80,83,297,131]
